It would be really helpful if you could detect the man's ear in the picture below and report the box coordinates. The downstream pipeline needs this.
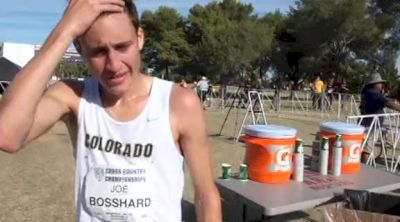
[137,27,145,51]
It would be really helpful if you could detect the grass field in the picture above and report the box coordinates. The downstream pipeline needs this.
[0,109,363,221]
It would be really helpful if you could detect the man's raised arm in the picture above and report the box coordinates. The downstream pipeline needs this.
[0,0,125,152]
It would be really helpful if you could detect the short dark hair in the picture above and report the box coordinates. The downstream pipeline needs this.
[123,0,140,31]
[99,0,139,30]
[67,0,139,30]
[73,0,140,53]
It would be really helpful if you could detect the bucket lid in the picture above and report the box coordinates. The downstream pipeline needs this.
[244,125,297,139]
[320,122,365,135]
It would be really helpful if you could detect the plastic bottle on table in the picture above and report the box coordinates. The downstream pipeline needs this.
[293,139,304,182]
[332,134,342,176]
[319,137,329,176]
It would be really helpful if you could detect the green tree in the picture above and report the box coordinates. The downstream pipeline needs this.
[271,0,388,90]
[257,11,286,79]
[186,0,274,82]
[367,0,400,85]
[141,7,193,80]
[55,63,89,79]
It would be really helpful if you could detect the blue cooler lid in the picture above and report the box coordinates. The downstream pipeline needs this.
[320,122,364,135]
[244,125,297,139]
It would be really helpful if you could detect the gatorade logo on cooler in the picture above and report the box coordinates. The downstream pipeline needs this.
[268,145,292,172]
[343,141,361,163]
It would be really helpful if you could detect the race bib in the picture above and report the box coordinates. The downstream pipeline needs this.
[84,165,155,222]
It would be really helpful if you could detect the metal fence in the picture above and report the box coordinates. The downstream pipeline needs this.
[206,86,360,121]
[347,112,400,173]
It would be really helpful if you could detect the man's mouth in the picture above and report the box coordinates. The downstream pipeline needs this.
[106,72,126,86]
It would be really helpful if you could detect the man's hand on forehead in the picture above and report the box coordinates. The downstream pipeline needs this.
[61,0,126,39]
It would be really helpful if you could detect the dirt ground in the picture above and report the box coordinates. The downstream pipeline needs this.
[0,109,324,222]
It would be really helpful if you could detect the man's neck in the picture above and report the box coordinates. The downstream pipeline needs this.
[100,73,153,107]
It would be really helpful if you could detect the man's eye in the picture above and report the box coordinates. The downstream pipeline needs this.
[91,49,106,56]
[115,44,130,51]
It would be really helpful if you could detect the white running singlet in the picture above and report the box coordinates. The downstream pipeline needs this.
[74,77,184,222]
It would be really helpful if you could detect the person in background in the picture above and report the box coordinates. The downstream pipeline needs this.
[197,76,209,109]
[359,72,400,163]
[219,75,229,104]
[273,83,281,112]
[206,79,213,108]
[388,81,400,102]
[191,81,198,93]
[326,78,335,110]
[179,79,188,88]
[312,74,325,109]
[339,80,349,94]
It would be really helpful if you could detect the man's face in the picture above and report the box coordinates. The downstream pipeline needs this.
[78,12,144,96]
[375,83,383,91]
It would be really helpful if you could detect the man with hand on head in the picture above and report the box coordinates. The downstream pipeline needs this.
[0,0,221,221]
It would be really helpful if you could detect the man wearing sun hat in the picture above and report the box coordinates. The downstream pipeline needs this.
[359,72,400,162]
[360,72,400,124]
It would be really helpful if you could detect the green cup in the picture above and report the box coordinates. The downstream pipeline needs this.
[221,163,232,180]
[239,164,248,181]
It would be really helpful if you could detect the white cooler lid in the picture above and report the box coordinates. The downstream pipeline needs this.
[320,122,365,135]
[244,125,297,139]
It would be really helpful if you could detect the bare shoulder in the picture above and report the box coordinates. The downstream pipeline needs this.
[170,84,202,115]
[170,84,204,134]
[47,79,84,97]
[45,79,84,112]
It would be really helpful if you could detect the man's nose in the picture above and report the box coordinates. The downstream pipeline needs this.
[105,49,122,72]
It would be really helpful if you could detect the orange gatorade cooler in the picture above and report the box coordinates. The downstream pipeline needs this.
[318,122,365,174]
[243,125,297,184]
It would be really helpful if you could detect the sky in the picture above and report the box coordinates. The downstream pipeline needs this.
[0,0,399,69]
[0,0,295,45]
